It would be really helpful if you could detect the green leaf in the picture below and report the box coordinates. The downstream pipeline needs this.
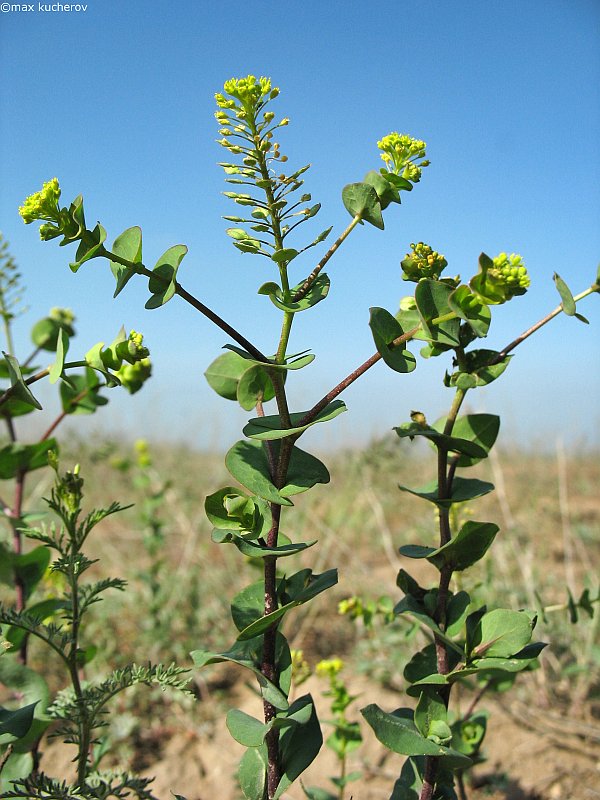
[271,249,299,265]
[69,223,107,271]
[237,569,338,641]
[30,315,74,352]
[448,285,491,337]
[205,486,262,533]
[237,365,276,410]
[110,226,143,298]
[369,308,417,373]
[191,644,289,711]
[225,441,329,506]
[48,328,69,384]
[414,690,452,745]
[362,170,400,210]
[341,183,384,229]
[260,274,331,314]
[302,788,336,800]
[238,744,268,800]
[361,705,471,767]
[2,353,42,411]
[0,439,59,480]
[451,712,488,757]
[280,445,330,497]
[227,709,269,747]
[470,609,535,659]
[213,530,316,559]
[225,440,293,506]
[398,477,494,508]
[418,521,499,572]
[13,547,50,602]
[0,703,36,740]
[394,422,488,459]
[231,580,264,632]
[394,595,465,658]
[449,348,512,389]
[415,280,461,346]
[145,244,187,308]
[274,695,323,799]
[431,413,500,467]
[60,369,108,414]
[403,644,461,685]
[553,273,576,316]
[205,351,252,401]
[0,657,50,751]
[224,345,315,371]
[243,400,346,440]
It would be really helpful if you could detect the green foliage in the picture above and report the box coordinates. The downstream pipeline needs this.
[0,464,187,796]
[16,73,597,800]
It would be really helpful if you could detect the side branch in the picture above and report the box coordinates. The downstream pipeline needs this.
[292,215,361,301]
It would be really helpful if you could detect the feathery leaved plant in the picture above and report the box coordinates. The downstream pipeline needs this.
[14,75,598,800]
[0,234,153,780]
[0,458,188,799]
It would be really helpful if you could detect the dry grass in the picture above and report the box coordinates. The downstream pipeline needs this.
[3,434,599,799]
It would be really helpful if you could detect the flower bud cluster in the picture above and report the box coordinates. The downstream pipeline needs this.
[115,357,152,394]
[216,75,274,110]
[470,252,530,304]
[290,649,311,686]
[377,133,430,183]
[315,657,344,678]
[49,307,76,326]
[401,242,448,282]
[57,464,84,515]
[118,329,149,364]
[18,178,61,224]
[490,252,530,296]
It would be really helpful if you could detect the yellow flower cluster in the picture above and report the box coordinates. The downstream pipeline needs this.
[491,253,530,293]
[19,178,61,224]
[377,133,429,181]
[215,75,276,111]
[315,657,344,678]
[401,242,448,281]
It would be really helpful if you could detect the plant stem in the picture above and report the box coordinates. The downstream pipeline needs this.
[298,325,421,429]
[420,387,467,800]
[293,215,362,301]
[491,285,597,363]
[98,245,270,364]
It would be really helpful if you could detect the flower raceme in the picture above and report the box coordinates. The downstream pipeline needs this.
[19,177,67,241]
[18,177,61,224]
[115,358,152,395]
[377,133,430,183]
[470,252,531,304]
[401,242,448,282]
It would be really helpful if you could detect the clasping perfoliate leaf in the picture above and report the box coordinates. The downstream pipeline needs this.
[110,226,143,298]
[369,308,416,373]
[243,400,346,440]
[69,222,107,272]
[341,183,384,229]
[414,280,461,346]
[2,352,43,411]
[145,244,187,308]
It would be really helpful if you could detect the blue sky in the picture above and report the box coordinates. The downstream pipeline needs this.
[1,0,599,451]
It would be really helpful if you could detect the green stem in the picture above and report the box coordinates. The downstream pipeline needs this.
[293,215,362,301]
[67,550,90,787]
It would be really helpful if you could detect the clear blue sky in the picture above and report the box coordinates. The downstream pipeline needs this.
[1,0,599,451]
